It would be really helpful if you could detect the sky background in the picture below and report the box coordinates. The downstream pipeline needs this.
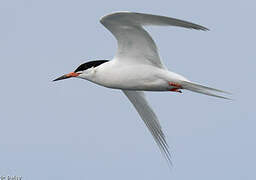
[0,0,255,179]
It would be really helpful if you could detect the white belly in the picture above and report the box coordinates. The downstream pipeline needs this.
[88,61,188,91]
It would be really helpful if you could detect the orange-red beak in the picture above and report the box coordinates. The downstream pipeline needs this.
[53,72,80,82]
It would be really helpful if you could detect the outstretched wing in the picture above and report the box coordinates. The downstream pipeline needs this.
[100,12,208,68]
[123,90,171,165]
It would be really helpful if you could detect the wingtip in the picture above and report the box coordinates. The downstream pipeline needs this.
[197,26,210,31]
[203,27,210,31]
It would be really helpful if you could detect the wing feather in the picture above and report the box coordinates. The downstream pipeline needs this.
[101,12,209,30]
[123,90,172,166]
[100,12,209,68]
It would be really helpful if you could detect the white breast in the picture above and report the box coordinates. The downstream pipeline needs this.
[89,60,188,91]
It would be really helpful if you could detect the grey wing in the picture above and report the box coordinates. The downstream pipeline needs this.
[123,90,171,165]
[100,12,209,68]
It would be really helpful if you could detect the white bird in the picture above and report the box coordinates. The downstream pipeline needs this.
[53,12,231,166]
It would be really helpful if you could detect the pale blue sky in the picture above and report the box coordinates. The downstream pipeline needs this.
[0,0,255,179]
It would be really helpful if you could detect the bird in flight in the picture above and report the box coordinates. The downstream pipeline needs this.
[53,12,231,166]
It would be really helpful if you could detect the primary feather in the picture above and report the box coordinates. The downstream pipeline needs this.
[123,90,172,165]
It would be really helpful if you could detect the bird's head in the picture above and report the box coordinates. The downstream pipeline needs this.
[53,60,109,82]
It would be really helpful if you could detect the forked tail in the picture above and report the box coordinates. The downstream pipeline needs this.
[180,81,232,100]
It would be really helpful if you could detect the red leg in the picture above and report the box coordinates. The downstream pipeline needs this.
[169,88,182,93]
[168,82,182,88]
[168,82,183,93]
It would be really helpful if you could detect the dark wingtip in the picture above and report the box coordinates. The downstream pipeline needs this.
[203,27,210,31]
[198,26,210,31]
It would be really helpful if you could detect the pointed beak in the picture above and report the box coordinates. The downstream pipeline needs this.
[53,72,79,82]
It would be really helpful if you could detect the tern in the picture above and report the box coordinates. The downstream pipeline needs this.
[53,12,230,166]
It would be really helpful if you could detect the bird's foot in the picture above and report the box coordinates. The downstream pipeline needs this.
[169,88,182,93]
[168,82,183,93]
[168,82,182,88]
